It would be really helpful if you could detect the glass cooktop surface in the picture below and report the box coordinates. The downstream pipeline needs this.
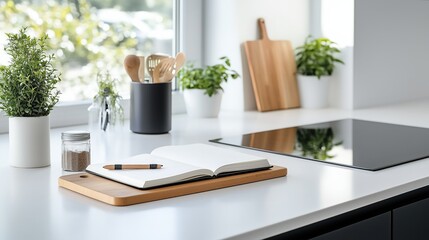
[210,119,429,171]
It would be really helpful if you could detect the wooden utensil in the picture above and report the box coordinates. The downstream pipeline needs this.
[174,52,186,73]
[244,18,300,112]
[153,57,175,83]
[138,56,145,82]
[123,55,140,82]
[146,53,169,82]
[154,52,186,83]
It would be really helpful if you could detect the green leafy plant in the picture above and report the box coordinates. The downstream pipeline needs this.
[178,57,240,97]
[96,72,122,108]
[0,27,61,117]
[295,127,342,160]
[94,71,124,127]
[295,36,344,79]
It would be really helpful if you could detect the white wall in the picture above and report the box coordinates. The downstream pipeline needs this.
[354,0,429,109]
[197,0,429,112]
[329,47,354,110]
[203,0,310,111]
[310,0,354,110]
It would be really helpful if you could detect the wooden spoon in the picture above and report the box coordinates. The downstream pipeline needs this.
[158,52,186,82]
[123,55,140,82]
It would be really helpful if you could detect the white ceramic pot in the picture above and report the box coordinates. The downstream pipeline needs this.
[184,89,223,118]
[297,75,330,109]
[9,116,51,168]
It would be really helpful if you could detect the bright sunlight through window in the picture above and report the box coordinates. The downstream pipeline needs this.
[0,0,174,102]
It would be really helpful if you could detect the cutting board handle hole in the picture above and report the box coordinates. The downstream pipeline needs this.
[80,175,89,178]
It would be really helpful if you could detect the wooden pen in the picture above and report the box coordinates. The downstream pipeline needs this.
[103,164,163,170]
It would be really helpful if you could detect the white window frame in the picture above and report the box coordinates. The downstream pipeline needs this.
[0,0,206,133]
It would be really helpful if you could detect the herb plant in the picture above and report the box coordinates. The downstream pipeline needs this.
[0,27,61,117]
[295,36,344,79]
[178,57,239,97]
[96,72,122,109]
[94,71,124,128]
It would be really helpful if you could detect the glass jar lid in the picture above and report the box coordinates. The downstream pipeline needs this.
[61,130,90,141]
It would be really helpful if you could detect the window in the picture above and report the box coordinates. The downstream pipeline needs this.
[0,0,175,102]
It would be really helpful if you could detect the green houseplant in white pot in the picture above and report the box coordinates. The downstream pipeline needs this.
[178,57,239,118]
[0,27,61,168]
[295,36,344,109]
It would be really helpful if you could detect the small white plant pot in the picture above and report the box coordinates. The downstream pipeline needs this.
[184,89,223,118]
[9,116,51,168]
[297,75,330,109]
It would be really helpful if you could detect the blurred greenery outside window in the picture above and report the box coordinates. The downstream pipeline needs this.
[0,0,174,102]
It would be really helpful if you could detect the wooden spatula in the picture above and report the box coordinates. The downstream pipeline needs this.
[153,57,175,83]
[154,52,186,83]
[174,52,186,74]
[146,53,169,82]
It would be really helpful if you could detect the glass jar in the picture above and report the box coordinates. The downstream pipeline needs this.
[61,130,91,171]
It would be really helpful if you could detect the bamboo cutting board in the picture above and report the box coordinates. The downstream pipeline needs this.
[244,18,300,112]
[59,166,287,206]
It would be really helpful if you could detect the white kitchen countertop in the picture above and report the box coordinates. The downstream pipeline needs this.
[1,100,429,240]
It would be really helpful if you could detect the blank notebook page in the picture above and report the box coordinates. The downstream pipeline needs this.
[151,143,266,173]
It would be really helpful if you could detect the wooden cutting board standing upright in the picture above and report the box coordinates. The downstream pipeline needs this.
[244,18,300,111]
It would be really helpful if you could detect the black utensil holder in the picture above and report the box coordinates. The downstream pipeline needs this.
[130,82,171,134]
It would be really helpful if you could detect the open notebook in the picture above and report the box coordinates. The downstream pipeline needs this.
[86,143,272,189]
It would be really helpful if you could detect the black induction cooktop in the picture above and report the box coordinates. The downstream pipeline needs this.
[210,119,429,171]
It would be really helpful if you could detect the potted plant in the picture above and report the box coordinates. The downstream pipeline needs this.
[295,36,344,108]
[88,71,124,132]
[178,56,239,117]
[0,27,61,168]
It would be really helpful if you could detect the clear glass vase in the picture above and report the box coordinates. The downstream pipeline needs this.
[88,94,123,132]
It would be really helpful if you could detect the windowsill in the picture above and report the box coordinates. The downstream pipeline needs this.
[0,91,186,133]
